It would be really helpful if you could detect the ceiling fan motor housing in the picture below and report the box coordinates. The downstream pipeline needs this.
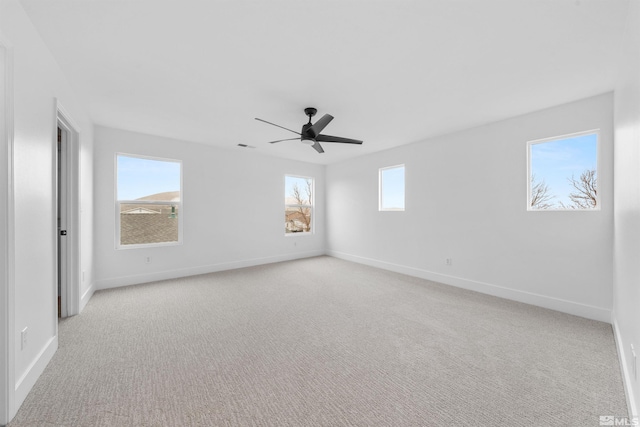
[301,122,316,144]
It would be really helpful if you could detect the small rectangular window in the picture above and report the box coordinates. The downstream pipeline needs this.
[528,131,598,211]
[379,165,405,211]
[116,154,182,247]
[285,175,313,234]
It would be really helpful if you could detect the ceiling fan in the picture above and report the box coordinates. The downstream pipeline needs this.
[255,107,363,154]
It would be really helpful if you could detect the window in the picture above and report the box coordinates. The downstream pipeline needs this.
[116,154,182,247]
[285,175,313,234]
[379,165,405,211]
[528,131,598,210]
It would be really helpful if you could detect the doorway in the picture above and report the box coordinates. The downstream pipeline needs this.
[55,104,80,320]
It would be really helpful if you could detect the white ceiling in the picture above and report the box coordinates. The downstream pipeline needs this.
[21,0,629,165]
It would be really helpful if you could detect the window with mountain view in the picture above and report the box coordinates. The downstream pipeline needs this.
[528,131,598,211]
[285,175,313,234]
[116,154,182,247]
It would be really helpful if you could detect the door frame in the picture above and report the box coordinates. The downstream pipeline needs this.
[57,124,69,318]
[55,101,80,320]
[0,37,15,426]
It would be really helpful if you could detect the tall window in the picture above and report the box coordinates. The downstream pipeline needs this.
[379,165,405,211]
[285,175,313,234]
[116,154,182,247]
[528,131,598,211]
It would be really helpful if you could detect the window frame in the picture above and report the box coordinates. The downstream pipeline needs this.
[284,174,314,236]
[115,153,183,249]
[526,129,600,212]
[379,164,405,211]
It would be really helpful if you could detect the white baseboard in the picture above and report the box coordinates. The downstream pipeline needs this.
[79,283,94,312]
[612,314,638,420]
[327,250,611,323]
[95,250,325,290]
[14,335,57,411]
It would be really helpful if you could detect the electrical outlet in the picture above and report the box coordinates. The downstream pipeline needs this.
[21,327,28,350]
[446,258,452,266]
[632,344,637,381]
[145,256,152,264]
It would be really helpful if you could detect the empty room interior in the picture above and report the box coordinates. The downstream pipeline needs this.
[1,0,640,425]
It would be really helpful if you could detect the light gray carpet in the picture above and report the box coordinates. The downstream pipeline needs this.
[8,256,627,426]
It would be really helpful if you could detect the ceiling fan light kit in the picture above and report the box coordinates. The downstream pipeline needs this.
[255,107,363,154]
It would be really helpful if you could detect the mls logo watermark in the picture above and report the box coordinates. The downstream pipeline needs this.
[600,415,640,426]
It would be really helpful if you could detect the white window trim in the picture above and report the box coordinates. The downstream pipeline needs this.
[379,164,405,211]
[284,174,314,236]
[115,153,183,249]
[526,129,600,212]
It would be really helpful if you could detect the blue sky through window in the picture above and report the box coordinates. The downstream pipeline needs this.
[529,133,597,208]
[380,165,405,210]
[117,155,181,200]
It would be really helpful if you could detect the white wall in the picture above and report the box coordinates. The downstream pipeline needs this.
[79,121,95,309]
[94,126,325,289]
[0,0,94,422]
[613,0,640,417]
[0,35,12,427]
[327,93,613,322]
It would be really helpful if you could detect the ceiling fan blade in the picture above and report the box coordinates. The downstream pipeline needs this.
[267,137,300,144]
[307,114,334,138]
[311,141,325,153]
[255,118,301,136]
[316,134,363,144]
